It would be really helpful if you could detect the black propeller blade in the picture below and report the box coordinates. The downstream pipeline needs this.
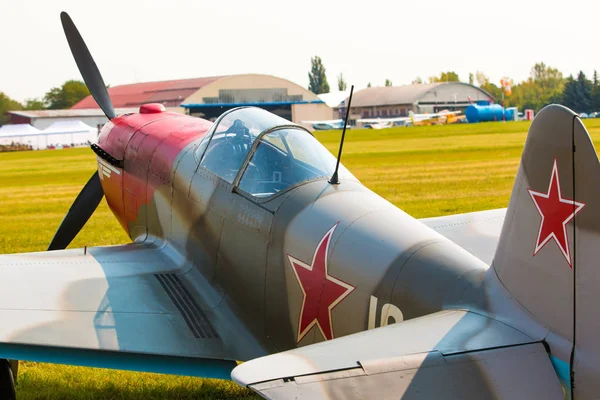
[48,172,104,251]
[60,11,115,119]
[49,13,115,250]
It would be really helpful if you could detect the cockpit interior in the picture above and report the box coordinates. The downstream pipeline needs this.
[196,107,354,199]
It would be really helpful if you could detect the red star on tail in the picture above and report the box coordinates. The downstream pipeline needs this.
[288,223,354,343]
[528,159,585,267]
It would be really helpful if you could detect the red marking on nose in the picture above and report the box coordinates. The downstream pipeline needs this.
[97,112,213,236]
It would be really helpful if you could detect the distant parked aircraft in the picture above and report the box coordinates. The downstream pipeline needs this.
[357,110,462,128]
[300,119,352,131]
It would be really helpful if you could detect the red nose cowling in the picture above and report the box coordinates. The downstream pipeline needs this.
[96,104,212,236]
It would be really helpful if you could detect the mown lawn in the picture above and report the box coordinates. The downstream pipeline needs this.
[1,118,600,399]
[317,119,600,217]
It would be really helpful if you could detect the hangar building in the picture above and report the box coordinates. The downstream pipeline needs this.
[349,82,494,118]
[71,74,333,124]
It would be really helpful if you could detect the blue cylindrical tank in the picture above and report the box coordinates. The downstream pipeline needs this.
[465,104,505,123]
[504,107,515,121]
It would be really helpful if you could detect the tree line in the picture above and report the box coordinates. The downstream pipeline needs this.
[0,80,90,125]
[470,64,600,114]
[3,61,598,126]
[308,56,600,114]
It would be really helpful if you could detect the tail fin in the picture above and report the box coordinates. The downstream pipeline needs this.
[492,104,600,397]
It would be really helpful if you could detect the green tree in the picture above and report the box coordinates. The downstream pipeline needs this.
[592,70,600,111]
[429,71,460,83]
[468,73,474,85]
[577,71,593,113]
[23,98,46,110]
[470,72,499,101]
[509,63,564,112]
[337,73,347,91]
[481,82,502,102]
[367,82,372,87]
[530,62,563,93]
[308,56,330,94]
[412,77,423,84]
[0,92,23,125]
[475,71,489,87]
[44,80,90,109]
[561,76,578,111]
[385,79,392,87]
[561,72,593,113]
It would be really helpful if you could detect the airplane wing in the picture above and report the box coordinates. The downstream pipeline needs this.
[436,110,461,116]
[412,114,431,121]
[0,243,265,378]
[419,208,506,264]
[232,310,563,399]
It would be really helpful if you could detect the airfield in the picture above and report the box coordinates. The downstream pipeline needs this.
[1,118,600,399]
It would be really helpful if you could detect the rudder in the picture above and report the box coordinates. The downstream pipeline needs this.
[492,104,600,397]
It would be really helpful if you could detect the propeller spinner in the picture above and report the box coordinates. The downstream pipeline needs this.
[48,12,114,251]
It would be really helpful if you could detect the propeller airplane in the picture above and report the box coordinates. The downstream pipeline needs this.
[0,12,599,400]
[357,110,463,129]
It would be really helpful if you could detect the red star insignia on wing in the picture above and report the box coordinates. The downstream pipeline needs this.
[288,223,354,343]
[528,159,585,267]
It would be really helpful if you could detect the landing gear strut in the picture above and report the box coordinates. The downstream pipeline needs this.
[0,359,15,400]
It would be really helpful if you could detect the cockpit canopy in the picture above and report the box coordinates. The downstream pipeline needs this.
[196,107,354,199]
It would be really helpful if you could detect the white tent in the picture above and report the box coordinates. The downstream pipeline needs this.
[0,124,42,149]
[0,124,41,136]
[39,120,98,149]
[0,121,97,150]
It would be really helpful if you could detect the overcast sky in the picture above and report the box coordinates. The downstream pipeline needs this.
[1,0,598,102]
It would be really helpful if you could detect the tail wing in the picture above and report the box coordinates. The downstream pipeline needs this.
[233,310,562,399]
[491,104,600,397]
[420,208,506,264]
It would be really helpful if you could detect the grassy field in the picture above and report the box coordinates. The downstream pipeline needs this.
[2,118,600,398]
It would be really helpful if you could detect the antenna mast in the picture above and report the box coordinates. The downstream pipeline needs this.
[329,85,354,185]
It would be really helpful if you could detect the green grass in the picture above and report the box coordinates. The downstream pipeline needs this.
[2,118,600,398]
[15,365,253,399]
[316,119,600,217]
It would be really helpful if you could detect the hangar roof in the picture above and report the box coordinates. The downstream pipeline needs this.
[351,82,492,107]
[351,83,441,107]
[71,76,227,109]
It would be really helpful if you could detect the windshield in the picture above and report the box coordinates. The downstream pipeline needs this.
[238,128,354,198]
[198,107,292,183]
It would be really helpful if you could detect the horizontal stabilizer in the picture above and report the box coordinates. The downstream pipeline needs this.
[233,310,563,399]
[420,208,506,264]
